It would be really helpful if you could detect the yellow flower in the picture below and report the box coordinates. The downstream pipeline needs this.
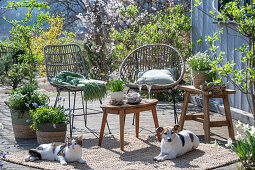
[214,139,219,151]
[0,123,4,129]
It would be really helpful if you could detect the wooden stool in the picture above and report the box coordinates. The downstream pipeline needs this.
[98,99,161,151]
[178,85,236,143]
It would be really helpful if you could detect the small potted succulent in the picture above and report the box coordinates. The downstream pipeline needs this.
[29,97,70,144]
[109,79,125,102]
[187,52,212,89]
[5,84,49,139]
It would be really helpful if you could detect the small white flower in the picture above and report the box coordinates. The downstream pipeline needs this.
[26,119,30,123]
[214,139,219,151]
[53,124,56,128]
[249,127,255,137]
[235,131,243,141]
[225,138,232,147]
[243,124,250,132]
[236,120,243,128]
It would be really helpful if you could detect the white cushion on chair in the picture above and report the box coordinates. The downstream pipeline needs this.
[135,68,178,85]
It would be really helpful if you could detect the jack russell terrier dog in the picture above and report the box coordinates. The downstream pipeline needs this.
[154,124,199,161]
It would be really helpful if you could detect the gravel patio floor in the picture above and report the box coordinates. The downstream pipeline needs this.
[0,87,240,169]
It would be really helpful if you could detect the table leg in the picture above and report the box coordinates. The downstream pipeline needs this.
[119,110,125,151]
[179,92,190,131]
[135,112,139,138]
[203,95,210,143]
[98,109,108,146]
[223,95,235,140]
[152,106,161,142]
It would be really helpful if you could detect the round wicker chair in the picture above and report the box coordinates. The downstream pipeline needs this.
[119,44,185,123]
[44,44,110,136]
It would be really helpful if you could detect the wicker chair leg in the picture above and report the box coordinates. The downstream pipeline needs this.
[70,92,77,130]
[68,91,71,109]
[171,90,178,124]
[54,90,61,107]
[69,111,73,138]
[80,91,88,127]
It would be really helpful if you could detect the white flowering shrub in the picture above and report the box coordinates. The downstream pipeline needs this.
[187,52,212,71]
[76,0,126,80]
[225,121,255,167]
[6,84,49,112]
[76,0,177,80]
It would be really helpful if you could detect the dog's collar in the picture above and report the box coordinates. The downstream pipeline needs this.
[176,133,185,147]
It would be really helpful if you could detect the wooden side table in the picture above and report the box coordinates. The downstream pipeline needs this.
[98,99,161,151]
[178,85,236,143]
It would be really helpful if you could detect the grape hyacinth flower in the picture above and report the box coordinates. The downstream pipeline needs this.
[32,103,38,107]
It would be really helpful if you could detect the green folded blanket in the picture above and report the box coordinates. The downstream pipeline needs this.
[52,71,107,101]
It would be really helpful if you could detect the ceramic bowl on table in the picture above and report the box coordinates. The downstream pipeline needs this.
[126,93,142,104]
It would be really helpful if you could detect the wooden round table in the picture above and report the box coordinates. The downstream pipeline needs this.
[98,99,161,151]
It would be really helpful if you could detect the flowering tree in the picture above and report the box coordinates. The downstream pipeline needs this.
[76,0,179,80]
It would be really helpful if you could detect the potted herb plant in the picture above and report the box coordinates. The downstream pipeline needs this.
[29,98,69,144]
[187,52,212,89]
[5,84,49,139]
[109,79,125,102]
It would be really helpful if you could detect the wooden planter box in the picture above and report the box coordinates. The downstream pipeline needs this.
[36,122,66,144]
[10,109,36,139]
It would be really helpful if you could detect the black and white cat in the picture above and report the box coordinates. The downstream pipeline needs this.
[25,135,86,165]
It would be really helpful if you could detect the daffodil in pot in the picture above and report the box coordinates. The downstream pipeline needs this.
[187,52,212,89]
[29,97,70,144]
[5,84,49,139]
[109,79,125,103]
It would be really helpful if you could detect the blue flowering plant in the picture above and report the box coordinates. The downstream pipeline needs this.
[6,83,49,112]
[0,123,10,167]
[29,97,70,130]
[108,78,125,92]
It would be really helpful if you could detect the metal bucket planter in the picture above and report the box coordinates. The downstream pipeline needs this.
[10,109,36,139]
[192,70,208,89]
[36,122,66,144]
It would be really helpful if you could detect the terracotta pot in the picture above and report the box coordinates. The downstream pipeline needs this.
[9,109,36,139]
[192,70,209,89]
[36,122,66,144]
[111,91,124,102]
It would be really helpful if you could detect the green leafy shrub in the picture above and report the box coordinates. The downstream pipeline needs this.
[110,4,191,60]
[3,0,49,85]
[109,79,125,92]
[30,105,69,130]
[0,44,28,89]
[83,40,118,80]
[187,52,212,71]
[6,84,49,112]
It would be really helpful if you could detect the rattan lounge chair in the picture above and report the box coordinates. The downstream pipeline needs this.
[119,44,185,123]
[44,44,110,136]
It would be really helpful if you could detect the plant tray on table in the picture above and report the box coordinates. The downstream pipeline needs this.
[201,81,226,94]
